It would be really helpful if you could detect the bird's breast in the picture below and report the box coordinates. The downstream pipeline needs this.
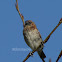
[23,29,43,50]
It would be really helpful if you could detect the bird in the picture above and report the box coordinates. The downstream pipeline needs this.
[15,0,46,61]
[23,20,46,61]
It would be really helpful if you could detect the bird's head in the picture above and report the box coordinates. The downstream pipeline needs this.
[25,20,36,26]
[24,20,36,29]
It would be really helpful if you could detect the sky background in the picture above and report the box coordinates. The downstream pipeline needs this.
[0,0,62,62]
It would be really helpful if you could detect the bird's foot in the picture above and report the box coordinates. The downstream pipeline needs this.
[29,51,34,57]
[59,18,62,23]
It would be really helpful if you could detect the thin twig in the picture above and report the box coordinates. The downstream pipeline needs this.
[43,18,62,44]
[56,50,62,62]
[15,0,25,27]
[23,46,40,62]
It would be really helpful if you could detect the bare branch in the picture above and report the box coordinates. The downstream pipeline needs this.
[43,18,62,44]
[23,45,41,62]
[15,0,25,27]
[56,50,62,62]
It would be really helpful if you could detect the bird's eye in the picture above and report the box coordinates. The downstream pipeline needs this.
[25,23,28,25]
[25,22,32,25]
[29,22,32,24]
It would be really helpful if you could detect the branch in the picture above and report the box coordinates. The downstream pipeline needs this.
[56,50,62,62]
[43,18,62,44]
[15,0,25,27]
[23,46,41,62]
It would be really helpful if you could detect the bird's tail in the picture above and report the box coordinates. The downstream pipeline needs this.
[37,50,46,62]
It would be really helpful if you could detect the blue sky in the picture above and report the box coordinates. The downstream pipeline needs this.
[0,0,62,62]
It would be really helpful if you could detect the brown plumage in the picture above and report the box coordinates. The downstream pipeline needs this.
[23,20,46,61]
